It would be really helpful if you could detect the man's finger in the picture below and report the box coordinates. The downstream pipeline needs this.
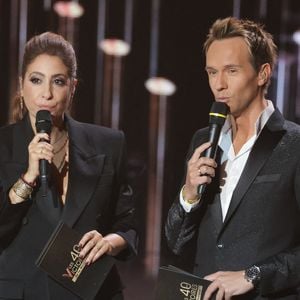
[189,142,211,163]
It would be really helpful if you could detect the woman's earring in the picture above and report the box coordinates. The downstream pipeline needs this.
[20,96,24,111]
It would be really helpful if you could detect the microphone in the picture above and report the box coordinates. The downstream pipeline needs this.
[197,102,229,196]
[35,110,52,196]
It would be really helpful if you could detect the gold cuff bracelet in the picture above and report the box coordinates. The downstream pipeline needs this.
[12,178,33,200]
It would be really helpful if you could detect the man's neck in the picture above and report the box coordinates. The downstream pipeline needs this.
[231,99,267,154]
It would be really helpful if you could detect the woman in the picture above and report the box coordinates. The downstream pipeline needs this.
[0,32,137,299]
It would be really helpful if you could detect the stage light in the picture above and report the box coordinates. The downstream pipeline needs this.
[145,77,176,96]
[292,30,300,46]
[99,39,131,56]
[54,1,84,18]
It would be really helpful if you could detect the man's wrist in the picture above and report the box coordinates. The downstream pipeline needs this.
[182,185,200,204]
[244,265,261,289]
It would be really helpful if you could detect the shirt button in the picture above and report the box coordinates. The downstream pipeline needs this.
[216,243,224,249]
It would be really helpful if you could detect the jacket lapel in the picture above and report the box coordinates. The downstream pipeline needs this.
[207,148,223,235]
[61,116,105,227]
[4,116,34,185]
[13,116,34,164]
[219,109,285,234]
[209,193,223,236]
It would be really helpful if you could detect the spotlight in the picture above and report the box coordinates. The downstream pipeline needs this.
[145,77,176,96]
[99,39,131,56]
[54,1,84,18]
[292,30,300,46]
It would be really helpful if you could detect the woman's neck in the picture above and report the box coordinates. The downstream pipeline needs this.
[50,126,67,145]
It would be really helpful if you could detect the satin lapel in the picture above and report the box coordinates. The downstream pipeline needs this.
[220,112,285,234]
[209,193,223,235]
[207,148,223,235]
[5,116,34,184]
[13,115,34,165]
[61,117,105,227]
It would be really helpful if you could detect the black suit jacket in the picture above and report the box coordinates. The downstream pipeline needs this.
[165,109,300,299]
[0,115,138,299]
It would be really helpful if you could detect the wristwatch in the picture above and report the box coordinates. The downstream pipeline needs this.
[244,265,261,288]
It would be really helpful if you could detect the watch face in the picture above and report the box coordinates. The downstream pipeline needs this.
[245,266,261,285]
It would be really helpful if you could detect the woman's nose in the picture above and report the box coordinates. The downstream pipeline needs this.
[42,83,53,100]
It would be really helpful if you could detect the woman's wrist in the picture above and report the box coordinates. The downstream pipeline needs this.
[9,174,36,204]
[22,172,37,187]
[103,234,127,256]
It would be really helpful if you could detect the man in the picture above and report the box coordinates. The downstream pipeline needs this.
[165,17,300,299]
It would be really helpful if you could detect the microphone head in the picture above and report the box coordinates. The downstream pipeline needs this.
[209,102,229,126]
[35,110,52,134]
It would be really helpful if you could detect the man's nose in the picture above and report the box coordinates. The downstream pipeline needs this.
[215,73,227,91]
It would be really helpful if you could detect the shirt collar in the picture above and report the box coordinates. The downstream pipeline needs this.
[218,100,275,152]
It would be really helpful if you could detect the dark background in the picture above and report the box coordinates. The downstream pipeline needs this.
[1,0,300,299]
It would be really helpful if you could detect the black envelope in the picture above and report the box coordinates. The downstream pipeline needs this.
[36,222,115,300]
[155,265,214,300]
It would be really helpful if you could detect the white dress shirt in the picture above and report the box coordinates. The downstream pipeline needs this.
[180,100,275,220]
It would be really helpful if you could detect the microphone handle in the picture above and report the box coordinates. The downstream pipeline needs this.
[206,124,221,159]
[39,136,49,197]
[40,161,48,197]
[197,124,221,196]
[197,183,206,196]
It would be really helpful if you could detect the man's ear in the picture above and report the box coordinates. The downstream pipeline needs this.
[258,63,271,86]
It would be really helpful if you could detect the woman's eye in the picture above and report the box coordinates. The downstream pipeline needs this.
[54,78,66,86]
[30,77,41,84]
